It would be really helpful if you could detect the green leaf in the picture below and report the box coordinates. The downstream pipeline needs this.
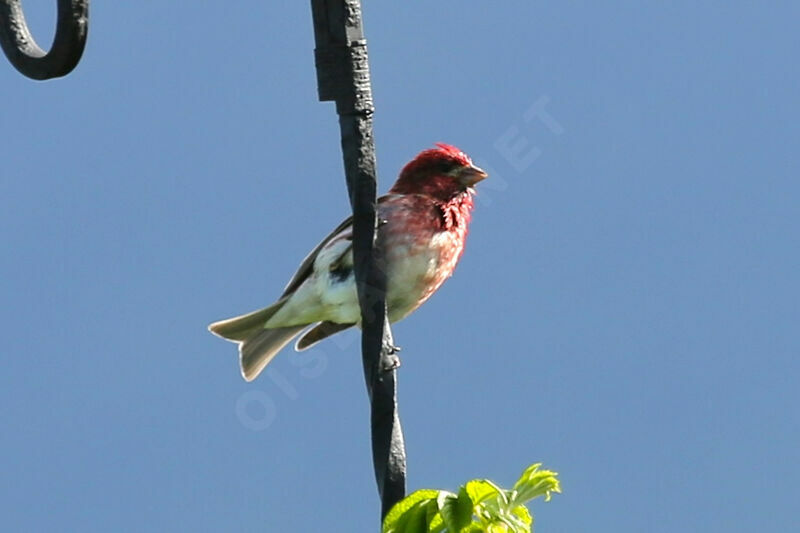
[510,464,561,505]
[510,506,532,528]
[427,494,448,533]
[486,480,511,508]
[499,505,532,533]
[464,480,501,506]
[384,463,561,533]
[513,464,543,491]
[393,501,430,533]
[486,522,510,533]
[384,490,439,533]
[455,487,477,529]
[426,510,444,533]
[498,511,525,533]
[438,490,473,533]
[436,492,456,532]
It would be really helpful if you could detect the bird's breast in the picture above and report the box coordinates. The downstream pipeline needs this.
[382,215,467,321]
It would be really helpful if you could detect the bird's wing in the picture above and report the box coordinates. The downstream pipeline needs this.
[280,215,353,297]
[280,194,403,298]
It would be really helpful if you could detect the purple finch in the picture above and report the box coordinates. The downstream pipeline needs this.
[209,143,487,381]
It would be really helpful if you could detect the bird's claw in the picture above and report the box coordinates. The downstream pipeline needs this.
[380,344,402,373]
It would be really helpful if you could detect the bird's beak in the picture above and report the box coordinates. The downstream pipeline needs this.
[459,164,488,187]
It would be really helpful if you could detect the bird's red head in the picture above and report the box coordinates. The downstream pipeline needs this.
[390,143,488,201]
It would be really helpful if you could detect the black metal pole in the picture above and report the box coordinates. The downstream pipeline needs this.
[0,0,88,80]
[310,0,406,522]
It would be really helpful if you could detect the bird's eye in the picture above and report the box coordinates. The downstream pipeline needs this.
[437,160,461,176]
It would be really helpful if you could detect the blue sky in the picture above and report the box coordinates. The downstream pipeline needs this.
[1,2,798,531]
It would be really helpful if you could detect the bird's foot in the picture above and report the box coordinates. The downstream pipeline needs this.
[380,344,402,372]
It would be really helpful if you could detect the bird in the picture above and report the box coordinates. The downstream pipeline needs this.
[209,143,488,381]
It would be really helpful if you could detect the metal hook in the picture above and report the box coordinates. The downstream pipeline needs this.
[0,0,89,80]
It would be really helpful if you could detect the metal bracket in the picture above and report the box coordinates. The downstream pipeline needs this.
[0,0,88,80]
[311,0,407,522]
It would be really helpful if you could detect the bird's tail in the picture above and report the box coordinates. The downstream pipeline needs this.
[208,299,305,381]
[237,326,306,381]
[295,321,354,351]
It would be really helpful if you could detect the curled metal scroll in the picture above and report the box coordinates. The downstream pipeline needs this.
[0,0,88,80]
